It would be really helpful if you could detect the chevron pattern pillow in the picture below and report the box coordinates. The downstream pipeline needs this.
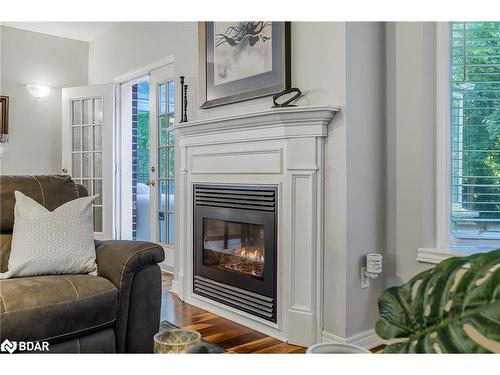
[1,191,97,279]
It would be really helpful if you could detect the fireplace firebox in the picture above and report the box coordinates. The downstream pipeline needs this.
[193,185,277,322]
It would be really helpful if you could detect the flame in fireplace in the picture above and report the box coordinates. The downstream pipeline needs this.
[233,247,264,263]
[222,246,265,278]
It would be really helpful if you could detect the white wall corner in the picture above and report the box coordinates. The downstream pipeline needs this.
[171,279,179,295]
[159,262,174,274]
[0,143,6,173]
[0,143,6,159]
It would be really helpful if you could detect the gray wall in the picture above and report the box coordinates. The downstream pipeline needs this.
[385,22,436,284]
[345,22,386,336]
[88,22,347,120]
[0,26,88,175]
[322,22,386,338]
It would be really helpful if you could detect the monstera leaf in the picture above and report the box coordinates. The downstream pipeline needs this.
[376,249,500,353]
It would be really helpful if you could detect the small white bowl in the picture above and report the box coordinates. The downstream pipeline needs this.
[306,343,371,354]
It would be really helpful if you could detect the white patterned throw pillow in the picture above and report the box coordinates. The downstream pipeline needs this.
[1,191,97,279]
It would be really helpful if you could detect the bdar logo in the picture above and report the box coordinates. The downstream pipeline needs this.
[1,339,17,354]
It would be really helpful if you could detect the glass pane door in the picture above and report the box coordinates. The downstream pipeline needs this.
[203,218,265,280]
[133,79,151,240]
[157,80,175,244]
[119,68,174,249]
[70,97,103,232]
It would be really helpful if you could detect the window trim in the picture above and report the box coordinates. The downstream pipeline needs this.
[435,22,452,251]
[418,22,500,264]
[417,22,454,264]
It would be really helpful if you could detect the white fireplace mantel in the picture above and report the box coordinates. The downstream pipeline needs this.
[173,105,339,346]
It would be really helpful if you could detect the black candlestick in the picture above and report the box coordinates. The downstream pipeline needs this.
[179,76,185,123]
[182,85,188,123]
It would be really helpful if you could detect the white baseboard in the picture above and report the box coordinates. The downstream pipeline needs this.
[321,329,386,350]
[171,279,179,295]
[159,262,174,274]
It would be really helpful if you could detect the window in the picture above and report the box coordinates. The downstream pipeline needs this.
[450,22,500,247]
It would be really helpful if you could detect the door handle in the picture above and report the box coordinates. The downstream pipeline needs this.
[146,180,156,187]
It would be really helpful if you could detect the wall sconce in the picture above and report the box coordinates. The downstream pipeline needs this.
[26,84,52,99]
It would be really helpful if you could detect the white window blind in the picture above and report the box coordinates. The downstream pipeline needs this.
[451,22,500,240]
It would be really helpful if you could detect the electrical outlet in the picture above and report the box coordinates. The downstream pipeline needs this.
[360,267,370,288]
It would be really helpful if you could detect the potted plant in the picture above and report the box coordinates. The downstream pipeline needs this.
[375,249,500,353]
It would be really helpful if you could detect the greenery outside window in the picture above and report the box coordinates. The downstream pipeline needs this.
[450,22,500,249]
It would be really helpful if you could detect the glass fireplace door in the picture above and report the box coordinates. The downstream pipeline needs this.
[203,218,265,280]
[194,206,276,300]
[193,184,277,322]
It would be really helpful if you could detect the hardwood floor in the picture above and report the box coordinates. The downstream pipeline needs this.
[160,272,307,353]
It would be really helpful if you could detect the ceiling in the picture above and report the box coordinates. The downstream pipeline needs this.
[1,22,119,41]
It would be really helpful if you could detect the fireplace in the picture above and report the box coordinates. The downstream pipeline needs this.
[193,184,277,322]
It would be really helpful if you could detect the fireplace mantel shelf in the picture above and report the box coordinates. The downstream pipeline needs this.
[174,104,339,347]
[173,105,339,141]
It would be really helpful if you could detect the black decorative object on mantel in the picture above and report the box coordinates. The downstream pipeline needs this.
[182,85,188,123]
[0,96,9,143]
[179,76,185,123]
[271,87,302,108]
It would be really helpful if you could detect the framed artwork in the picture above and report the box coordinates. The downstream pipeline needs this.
[198,22,291,109]
[0,96,9,143]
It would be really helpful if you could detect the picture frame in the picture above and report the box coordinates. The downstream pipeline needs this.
[198,22,291,109]
[0,96,9,143]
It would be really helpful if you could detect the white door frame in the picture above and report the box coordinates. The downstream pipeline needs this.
[114,55,175,270]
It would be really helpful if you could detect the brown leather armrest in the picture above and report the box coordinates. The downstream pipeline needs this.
[94,240,165,288]
[94,240,165,352]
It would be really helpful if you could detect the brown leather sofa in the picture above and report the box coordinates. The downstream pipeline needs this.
[0,175,165,353]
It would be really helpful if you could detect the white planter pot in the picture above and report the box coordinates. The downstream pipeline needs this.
[306,343,371,354]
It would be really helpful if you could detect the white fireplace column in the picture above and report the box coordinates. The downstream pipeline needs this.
[173,106,338,346]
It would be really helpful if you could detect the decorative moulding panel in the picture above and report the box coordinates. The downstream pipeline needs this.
[190,149,283,175]
[289,172,316,312]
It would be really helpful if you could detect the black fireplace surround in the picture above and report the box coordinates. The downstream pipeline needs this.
[193,184,277,322]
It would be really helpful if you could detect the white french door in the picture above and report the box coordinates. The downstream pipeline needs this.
[150,65,175,264]
[62,84,114,240]
[117,63,175,268]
